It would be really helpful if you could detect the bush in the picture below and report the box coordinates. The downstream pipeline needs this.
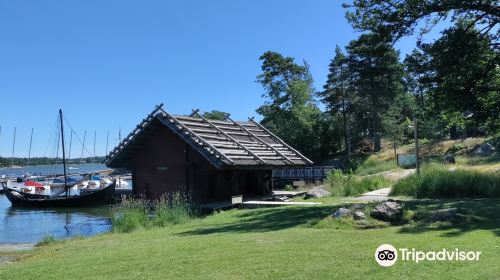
[446,143,466,153]
[487,132,500,149]
[112,193,194,233]
[391,166,500,198]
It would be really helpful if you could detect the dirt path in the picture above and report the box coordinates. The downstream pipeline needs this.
[0,243,35,265]
[363,168,415,181]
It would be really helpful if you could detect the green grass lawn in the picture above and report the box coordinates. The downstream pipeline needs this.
[1,198,499,280]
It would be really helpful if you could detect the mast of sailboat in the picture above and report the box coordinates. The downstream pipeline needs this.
[27,128,34,166]
[105,131,109,156]
[68,130,73,161]
[11,127,16,167]
[93,130,96,162]
[59,110,69,198]
[80,130,86,163]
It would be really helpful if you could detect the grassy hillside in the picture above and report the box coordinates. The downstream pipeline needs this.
[1,198,500,280]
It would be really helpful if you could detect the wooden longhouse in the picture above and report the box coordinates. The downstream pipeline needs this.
[104,104,312,204]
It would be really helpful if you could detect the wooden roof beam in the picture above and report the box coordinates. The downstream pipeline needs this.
[158,108,235,165]
[225,115,295,164]
[191,110,267,165]
[248,117,313,165]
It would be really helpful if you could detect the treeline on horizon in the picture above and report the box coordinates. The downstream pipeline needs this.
[221,1,499,166]
[0,156,106,167]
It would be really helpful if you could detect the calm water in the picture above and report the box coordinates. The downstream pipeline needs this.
[0,164,114,243]
[0,163,108,178]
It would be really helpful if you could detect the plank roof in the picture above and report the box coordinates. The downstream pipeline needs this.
[104,104,313,169]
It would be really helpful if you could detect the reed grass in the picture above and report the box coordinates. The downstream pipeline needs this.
[327,170,391,196]
[111,193,194,233]
[391,166,500,198]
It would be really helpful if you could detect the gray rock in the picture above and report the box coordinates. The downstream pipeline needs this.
[473,143,495,156]
[371,201,403,221]
[443,154,456,164]
[332,208,352,219]
[353,211,367,220]
[305,186,332,199]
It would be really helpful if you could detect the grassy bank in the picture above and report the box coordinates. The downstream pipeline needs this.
[391,166,500,198]
[1,198,499,279]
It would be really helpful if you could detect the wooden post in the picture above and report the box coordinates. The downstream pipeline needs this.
[413,116,420,175]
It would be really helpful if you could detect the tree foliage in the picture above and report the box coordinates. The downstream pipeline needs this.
[202,110,229,121]
[346,33,405,151]
[405,22,500,135]
[344,0,500,43]
[256,51,322,160]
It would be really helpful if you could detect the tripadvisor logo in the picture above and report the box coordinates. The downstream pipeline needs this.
[375,244,481,267]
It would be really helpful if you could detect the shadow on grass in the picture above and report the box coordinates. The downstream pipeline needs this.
[398,199,500,237]
[179,199,500,237]
[178,205,333,235]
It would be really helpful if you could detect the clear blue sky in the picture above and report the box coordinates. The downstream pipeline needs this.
[0,0,447,158]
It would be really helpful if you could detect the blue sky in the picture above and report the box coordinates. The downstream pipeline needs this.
[0,0,447,157]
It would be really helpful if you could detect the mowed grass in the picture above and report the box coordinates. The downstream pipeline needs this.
[1,199,500,280]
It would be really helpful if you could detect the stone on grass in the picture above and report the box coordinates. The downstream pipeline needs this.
[305,186,331,199]
[473,143,495,156]
[332,208,352,219]
[371,201,403,222]
[353,211,367,220]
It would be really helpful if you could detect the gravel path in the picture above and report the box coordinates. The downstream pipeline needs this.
[358,168,416,201]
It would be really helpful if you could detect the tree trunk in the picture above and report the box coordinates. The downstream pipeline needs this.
[393,137,397,158]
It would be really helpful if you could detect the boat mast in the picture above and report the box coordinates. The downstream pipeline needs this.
[105,131,109,156]
[68,130,73,161]
[0,126,2,165]
[80,130,86,164]
[11,127,16,167]
[93,130,96,162]
[27,128,34,166]
[59,110,69,198]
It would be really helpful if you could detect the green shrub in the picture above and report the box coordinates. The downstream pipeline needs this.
[284,184,294,191]
[487,132,500,149]
[391,166,500,198]
[447,143,466,153]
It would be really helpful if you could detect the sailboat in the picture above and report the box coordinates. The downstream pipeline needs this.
[2,110,116,207]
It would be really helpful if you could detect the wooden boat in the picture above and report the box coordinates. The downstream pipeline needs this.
[2,181,116,207]
[2,109,116,208]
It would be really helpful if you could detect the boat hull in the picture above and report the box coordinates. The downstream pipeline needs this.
[2,182,116,208]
